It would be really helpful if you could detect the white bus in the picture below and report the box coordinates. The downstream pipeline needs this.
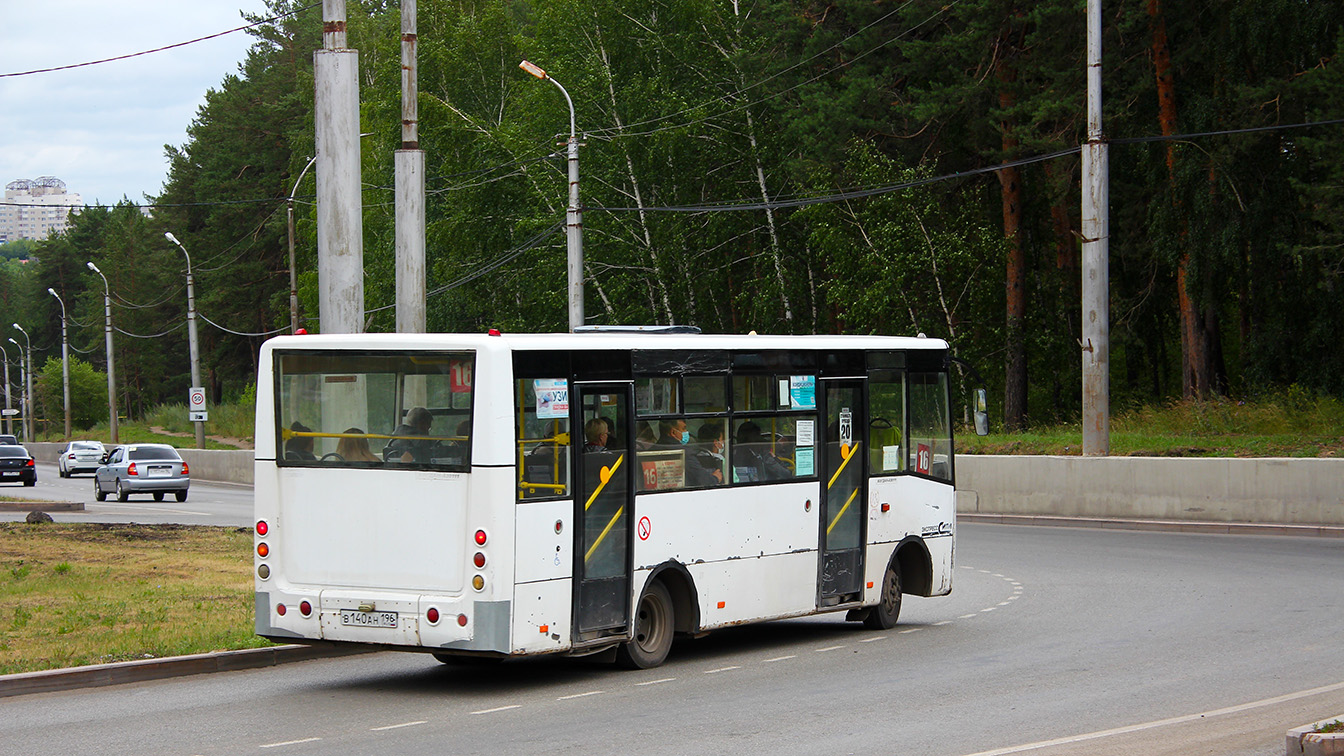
[254,330,972,668]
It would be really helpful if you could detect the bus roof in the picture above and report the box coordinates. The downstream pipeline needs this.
[261,331,949,352]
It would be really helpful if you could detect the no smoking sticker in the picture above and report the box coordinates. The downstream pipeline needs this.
[638,516,651,541]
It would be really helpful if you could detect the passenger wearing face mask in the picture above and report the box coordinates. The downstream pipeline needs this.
[654,418,690,449]
[688,422,726,487]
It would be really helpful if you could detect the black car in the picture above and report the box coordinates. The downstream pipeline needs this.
[0,434,17,445]
[0,444,36,486]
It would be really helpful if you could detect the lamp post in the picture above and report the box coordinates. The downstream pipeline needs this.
[287,154,319,334]
[47,288,71,440]
[519,60,584,332]
[11,324,32,440]
[8,337,27,441]
[164,232,205,449]
[0,341,11,437]
[88,262,118,443]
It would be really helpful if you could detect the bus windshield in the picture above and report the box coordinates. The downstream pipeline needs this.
[274,350,475,471]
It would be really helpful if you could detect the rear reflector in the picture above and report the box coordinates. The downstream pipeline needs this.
[427,607,440,624]
[300,600,312,616]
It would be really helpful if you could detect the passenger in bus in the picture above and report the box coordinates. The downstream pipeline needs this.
[601,416,622,450]
[653,418,689,448]
[336,428,381,464]
[583,418,609,452]
[634,421,658,450]
[385,406,434,463]
[734,421,791,481]
[689,422,726,487]
[284,422,317,461]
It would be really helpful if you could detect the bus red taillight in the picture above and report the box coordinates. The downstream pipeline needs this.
[256,520,268,536]
[473,552,486,568]
[300,600,312,617]
[426,607,440,624]
[474,529,487,546]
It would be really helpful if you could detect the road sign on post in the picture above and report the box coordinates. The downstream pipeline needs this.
[189,387,207,424]
[1,408,18,417]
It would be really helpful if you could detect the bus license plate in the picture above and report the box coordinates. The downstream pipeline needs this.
[340,609,398,628]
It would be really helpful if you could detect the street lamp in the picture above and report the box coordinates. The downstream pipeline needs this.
[11,324,32,440]
[47,288,71,440]
[0,341,12,437]
[8,337,27,441]
[288,154,319,334]
[164,232,204,449]
[519,60,584,332]
[88,262,118,443]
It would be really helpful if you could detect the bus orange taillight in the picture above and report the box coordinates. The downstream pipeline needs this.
[472,575,485,591]
[257,543,269,558]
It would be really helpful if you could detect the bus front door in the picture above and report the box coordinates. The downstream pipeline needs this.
[572,384,634,640]
[818,379,866,606]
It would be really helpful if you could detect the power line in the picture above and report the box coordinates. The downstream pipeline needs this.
[197,311,289,337]
[116,323,185,339]
[0,2,321,78]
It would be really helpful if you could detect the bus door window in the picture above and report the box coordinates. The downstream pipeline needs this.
[867,370,906,475]
[516,378,570,500]
[575,387,632,635]
[819,379,865,603]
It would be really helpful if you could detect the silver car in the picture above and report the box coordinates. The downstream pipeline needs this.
[94,444,190,502]
[58,440,107,477]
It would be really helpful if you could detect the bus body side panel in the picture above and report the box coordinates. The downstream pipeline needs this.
[864,476,956,599]
[512,497,575,654]
[632,481,820,627]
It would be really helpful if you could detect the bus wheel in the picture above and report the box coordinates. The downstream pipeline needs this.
[863,560,902,630]
[617,580,674,669]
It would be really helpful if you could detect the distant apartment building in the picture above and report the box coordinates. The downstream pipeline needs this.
[0,177,83,244]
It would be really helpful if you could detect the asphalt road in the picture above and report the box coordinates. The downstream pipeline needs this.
[2,523,1340,756]
[0,461,253,526]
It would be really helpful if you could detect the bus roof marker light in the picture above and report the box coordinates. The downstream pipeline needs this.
[488,328,501,336]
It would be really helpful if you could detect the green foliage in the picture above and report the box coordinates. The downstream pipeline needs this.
[35,356,109,429]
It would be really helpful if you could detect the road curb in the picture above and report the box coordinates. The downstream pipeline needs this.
[0,643,376,699]
[0,501,85,512]
[959,513,1344,538]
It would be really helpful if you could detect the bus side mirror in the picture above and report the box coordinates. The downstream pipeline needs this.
[973,389,989,436]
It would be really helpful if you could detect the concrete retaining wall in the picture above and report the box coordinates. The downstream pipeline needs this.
[22,443,1344,526]
[26,442,253,486]
[956,455,1344,526]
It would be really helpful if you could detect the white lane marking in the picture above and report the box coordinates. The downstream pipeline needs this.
[815,645,846,652]
[635,677,676,686]
[960,565,975,570]
[557,690,604,701]
[704,666,741,674]
[899,628,923,634]
[933,620,953,626]
[471,705,522,715]
[993,573,1004,577]
[765,655,796,662]
[260,737,321,748]
[958,679,1344,756]
[998,601,1012,607]
[370,721,426,732]
[980,607,995,613]
[859,636,886,643]
[959,613,978,619]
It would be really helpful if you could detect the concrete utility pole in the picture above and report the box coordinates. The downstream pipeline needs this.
[8,340,26,441]
[1081,0,1111,456]
[47,288,70,440]
[11,324,32,440]
[164,233,205,449]
[395,0,426,334]
[88,262,118,443]
[520,60,584,331]
[315,0,364,334]
[0,342,12,437]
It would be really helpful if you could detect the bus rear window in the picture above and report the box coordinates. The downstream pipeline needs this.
[275,351,474,472]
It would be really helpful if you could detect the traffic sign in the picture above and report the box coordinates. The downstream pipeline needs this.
[189,411,209,422]
[1,408,17,417]
[189,387,207,412]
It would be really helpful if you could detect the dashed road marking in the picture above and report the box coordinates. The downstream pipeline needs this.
[370,721,426,732]
[636,677,676,686]
[471,705,522,715]
[557,690,604,701]
[859,636,886,643]
[815,645,846,653]
[705,665,741,674]
[260,738,321,749]
[766,655,797,662]
[899,627,923,634]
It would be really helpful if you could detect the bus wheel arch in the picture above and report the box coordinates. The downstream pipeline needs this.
[643,561,701,636]
[895,536,934,597]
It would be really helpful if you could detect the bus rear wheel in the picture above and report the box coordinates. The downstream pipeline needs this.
[616,580,674,669]
[863,559,902,630]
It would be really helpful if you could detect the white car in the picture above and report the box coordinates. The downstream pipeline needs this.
[58,440,108,478]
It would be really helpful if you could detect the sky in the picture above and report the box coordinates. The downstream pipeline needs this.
[0,1,275,207]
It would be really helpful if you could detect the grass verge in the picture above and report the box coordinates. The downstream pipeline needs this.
[0,523,271,676]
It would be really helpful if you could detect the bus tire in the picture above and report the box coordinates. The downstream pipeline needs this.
[863,559,902,630]
[616,580,674,669]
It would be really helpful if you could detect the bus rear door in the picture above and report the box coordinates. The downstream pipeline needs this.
[818,378,867,605]
[572,384,634,642]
